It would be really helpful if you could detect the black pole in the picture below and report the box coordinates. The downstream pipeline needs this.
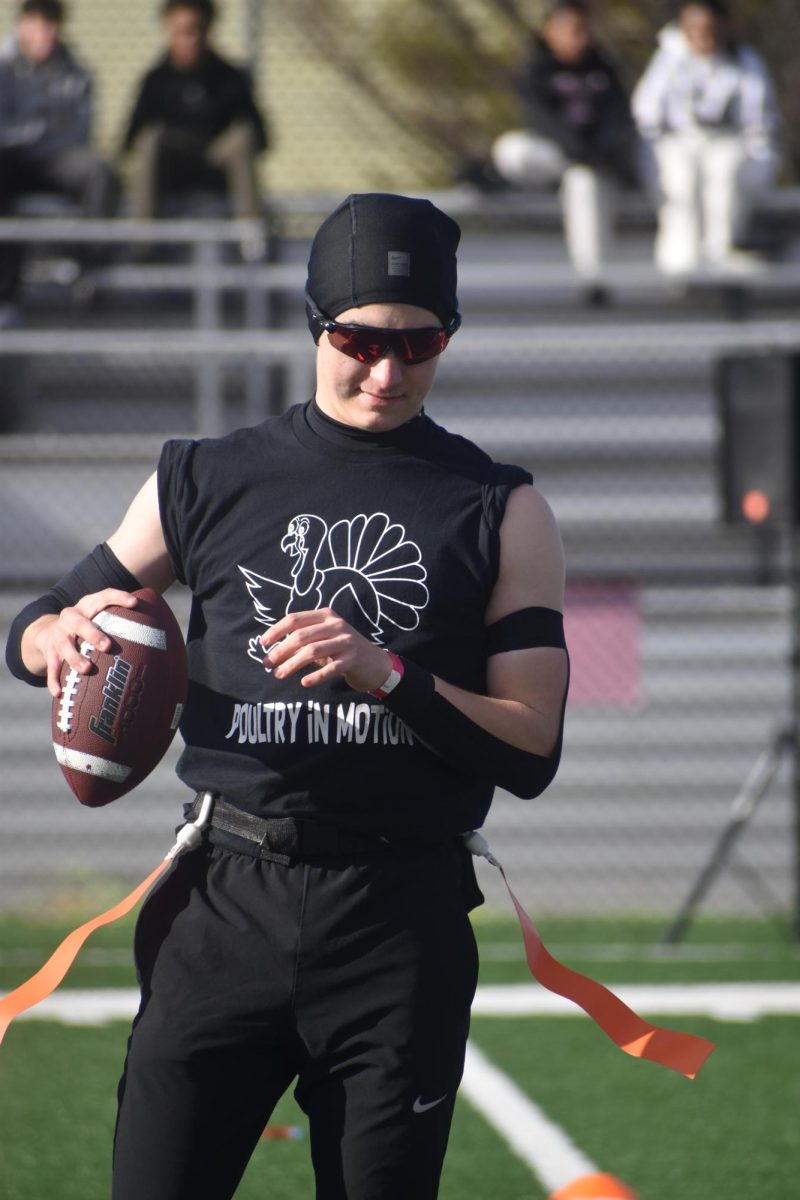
[660,728,792,945]
[244,0,264,87]
[789,522,800,941]
[661,518,800,946]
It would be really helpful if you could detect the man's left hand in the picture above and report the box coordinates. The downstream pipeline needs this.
[260,609,392,693]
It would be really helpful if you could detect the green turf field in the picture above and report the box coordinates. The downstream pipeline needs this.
[1,915,799,1198]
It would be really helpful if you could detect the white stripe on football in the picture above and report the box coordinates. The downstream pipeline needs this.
[93,611,167,650]
[53,744,132,783]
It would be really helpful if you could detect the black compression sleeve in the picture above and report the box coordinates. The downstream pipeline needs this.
[380,657,569,801]
[4,544,142,687]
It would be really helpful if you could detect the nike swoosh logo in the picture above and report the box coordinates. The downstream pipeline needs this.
[412,1094,447,1114]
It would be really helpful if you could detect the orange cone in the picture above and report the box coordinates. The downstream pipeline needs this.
[549,1172,637,1200]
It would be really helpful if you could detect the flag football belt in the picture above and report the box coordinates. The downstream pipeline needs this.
[188,792,398,863]
[0,798,715,1081]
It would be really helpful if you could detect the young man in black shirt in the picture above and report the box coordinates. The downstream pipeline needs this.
[8,193,568,1199]
[491,0,638,300]
[122,0,267,226]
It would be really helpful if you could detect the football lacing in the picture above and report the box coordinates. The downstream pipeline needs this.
[56,641,93,733]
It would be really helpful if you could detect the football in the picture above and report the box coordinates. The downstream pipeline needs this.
[51,588,188,807]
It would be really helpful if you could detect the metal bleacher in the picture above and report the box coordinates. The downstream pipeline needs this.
[1,193,799,916]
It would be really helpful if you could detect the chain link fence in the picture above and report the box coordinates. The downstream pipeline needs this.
[1,0,799,922]
[2,273,798,919]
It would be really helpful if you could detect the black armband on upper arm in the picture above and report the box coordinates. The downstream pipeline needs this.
[379,656,568,801]
[4,543,142,688]
[486,606,566,655]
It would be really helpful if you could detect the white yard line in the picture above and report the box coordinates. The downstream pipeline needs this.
[472,981,800,1021]
[8,980,800,1026]
[12,988,141,1024]
[476,942,800,963]
[8,982,799,1198]
[461,1040,599,1195]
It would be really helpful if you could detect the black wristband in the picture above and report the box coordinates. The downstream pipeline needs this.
[4,543,142,688]
[5,595,62,687]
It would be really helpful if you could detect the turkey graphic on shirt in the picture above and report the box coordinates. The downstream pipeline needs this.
[239,512,429,666]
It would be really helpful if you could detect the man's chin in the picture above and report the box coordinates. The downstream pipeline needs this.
[358,394,415,429]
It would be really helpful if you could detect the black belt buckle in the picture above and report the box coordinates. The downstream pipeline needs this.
[254,817,340,860]
[257,817,299,861]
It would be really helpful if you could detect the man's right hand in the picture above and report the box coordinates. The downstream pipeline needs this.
[23,589,139,699]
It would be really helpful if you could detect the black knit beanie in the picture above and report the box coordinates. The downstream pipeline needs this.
[306,193,461,329]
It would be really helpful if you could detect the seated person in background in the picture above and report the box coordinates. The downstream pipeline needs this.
[122,0,268,231]
[0,0,118,311]
[490,0,638,301]
[632,0,781,275]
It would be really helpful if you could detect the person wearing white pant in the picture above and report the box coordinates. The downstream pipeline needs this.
[493,130,617,283]
[633,1,781,275]
[490,1,638,299]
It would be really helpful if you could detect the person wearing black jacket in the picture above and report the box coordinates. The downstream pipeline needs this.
[491,0,638,299]
[122,0,267,228]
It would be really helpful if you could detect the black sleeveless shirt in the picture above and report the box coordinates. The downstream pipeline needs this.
[158,400,532,839]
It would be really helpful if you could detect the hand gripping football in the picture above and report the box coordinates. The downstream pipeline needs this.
[51,588,187,807]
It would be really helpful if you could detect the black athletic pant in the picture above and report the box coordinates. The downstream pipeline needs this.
[112,838,479,1200]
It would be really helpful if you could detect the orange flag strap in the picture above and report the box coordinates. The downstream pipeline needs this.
[0,793,216,1049]
[0,858,171,1046]
[463,831,715,1080]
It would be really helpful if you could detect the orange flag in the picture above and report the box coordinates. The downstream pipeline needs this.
[0,793,215,1048]
[465,832,715,1080]
[0,859,171,1047]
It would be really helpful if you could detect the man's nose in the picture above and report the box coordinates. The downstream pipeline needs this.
[369,353,405,386]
